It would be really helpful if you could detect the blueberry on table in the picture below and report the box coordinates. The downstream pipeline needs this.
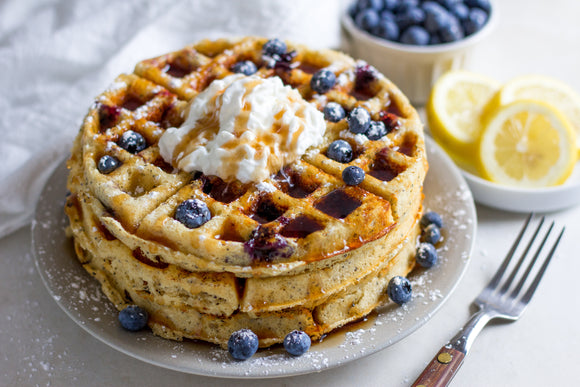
[400,26,430,45]
[232,60,257,75]
[97,155,120,174]
[343,166,365,186]
[119,305,148,331]
[310,69,336,94]
[327,140,353,163]
[366,120,387,140]
[174,199,211,229]
[118,130,147,154]
[283,330,311,356]
[323,102,346,123]
[463,8,488,35]
[355,9,380,32]
[420,211,444,228]
[416,242,438,268]
[422,223,442,244]
[348,107,371,134]
[262,38,287,56]
[228,329,259,360]
[387,276,412,305]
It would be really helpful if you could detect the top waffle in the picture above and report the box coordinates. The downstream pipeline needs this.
[68,36,427,279]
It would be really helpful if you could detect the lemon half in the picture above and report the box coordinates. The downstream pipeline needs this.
[478,100,577,188]
[427,70,500,169]
[484,75,580,155]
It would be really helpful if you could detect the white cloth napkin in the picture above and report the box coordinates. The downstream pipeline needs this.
[0,0,346,238]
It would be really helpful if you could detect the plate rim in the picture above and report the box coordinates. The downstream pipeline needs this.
[31,137,477,378]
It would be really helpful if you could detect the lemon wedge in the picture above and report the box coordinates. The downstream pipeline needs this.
[485,75,580,155]
[426,70,500,169]
[478,100,577,187]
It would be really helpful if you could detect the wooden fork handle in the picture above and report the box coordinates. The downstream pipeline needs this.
[411,347,465,387]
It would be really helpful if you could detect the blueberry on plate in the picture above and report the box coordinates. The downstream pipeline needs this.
[97,155,120,174]
[355,9,380,32]
[310,69,336,94]
[387,276,412,305]
[348,107,371,134]
[342,166,365,186]
[228,329,259,360]
[327,140,353,163]
[119,305,148,331]
[262,38,286,57]
[118,130,147,154]
[283,330,311,356]
[420,211,444,228]
[400,26,430,45]
[174,199,211,229]
[374,18,399,41]
[416,242,438,268]
[366,120,387,140]
[231,60,257,75]
[463,8,488,35]
[323,102,346,122]
[465,0,491,13]
[422,223,441,244]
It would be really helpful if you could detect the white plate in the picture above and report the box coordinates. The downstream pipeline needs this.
[31,137,476,378]
[460,161,580,213]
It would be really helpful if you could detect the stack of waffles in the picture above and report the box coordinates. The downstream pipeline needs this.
[65,37,428,348]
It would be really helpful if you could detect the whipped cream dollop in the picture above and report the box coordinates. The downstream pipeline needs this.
[159,74,326,183]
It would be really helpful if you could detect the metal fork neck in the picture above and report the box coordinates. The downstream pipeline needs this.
[448,309,493,354]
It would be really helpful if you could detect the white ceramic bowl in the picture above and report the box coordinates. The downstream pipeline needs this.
[460,163,580,213]
[340,4,497,105]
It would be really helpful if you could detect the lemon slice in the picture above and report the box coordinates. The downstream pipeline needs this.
[426,70,500,168]
[485,75,580,154]
[478,100,577,187]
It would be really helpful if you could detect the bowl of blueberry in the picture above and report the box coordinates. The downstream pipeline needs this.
[342,0,496,104]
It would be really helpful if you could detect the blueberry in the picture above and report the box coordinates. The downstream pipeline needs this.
[394,0,419,13]
[355,9,380,32]
[395,7,426,30]
[174,199,211,229]
[118,305,148,331]
[429,34,442,45]
[449,3,469,21]
[374,18,399,41]
[228,329,259,360]
[424,7,453,33]
[379,10,396,22]
[283,330,311,356]
[400,26,430,45]
[382,0,398,11]
[416,242,438,268]
[310,69,336,94]
[323,102,346,122]
[387,276,412,305]
[421,1,447,14]
[465,0,491,13]
[367,120,387,140]
[232,60,257,75]
[97,155,120,174]
[439,18,464,43]
[422,223,441,244]
[327,140,353,163]
[348,107,371,134]
[463,8,488,35]
[342,166,365,186]
[118,130,147,154]
[420,211,444,228]
[436,0,461,10]
[348,3,358,18]
[262,38,286,57]
[356,0,384,11]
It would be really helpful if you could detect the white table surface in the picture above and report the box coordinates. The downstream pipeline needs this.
[2,1,579,386]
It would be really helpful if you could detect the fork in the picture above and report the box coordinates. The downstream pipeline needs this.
[411,214,565,387]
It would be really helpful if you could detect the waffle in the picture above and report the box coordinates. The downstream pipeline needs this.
[65,37,428,348]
